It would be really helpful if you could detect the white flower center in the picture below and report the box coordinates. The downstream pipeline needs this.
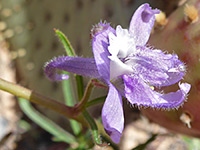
[108,25,136,80]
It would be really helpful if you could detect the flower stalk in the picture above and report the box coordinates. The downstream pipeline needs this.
[74,79,95,111]
[83,110,108,146]
[0,78,87,125]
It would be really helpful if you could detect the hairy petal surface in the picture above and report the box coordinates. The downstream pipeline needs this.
[129,3,160,46]
[102,84,124,143]
[123,75,191,108]
[126,47,185,86]
[44,56,100,81]
[92,23,116,83]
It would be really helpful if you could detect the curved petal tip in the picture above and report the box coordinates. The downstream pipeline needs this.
[129,3,160,46]
[123,75,191,109]
[141,3,160,23]
[179,82,191,95]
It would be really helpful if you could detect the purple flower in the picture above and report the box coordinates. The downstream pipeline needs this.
[44,3,191,144]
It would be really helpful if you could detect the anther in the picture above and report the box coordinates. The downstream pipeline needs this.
[184,4,199,23]
[180,111,192,128]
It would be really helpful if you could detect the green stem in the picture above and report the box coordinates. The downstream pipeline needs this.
[72,78,107,146]
[74,79,94,111]
[91,79,108,89]
[0,78,86,125]
[83,110,100,144]
[75,75,84,101]
[19,98,77,144]
[86,96,106,108]
[83,110,108,146]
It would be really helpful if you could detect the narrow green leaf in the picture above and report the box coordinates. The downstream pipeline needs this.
[83,110,102,145]
[19,98,77,144]
[62,73,81,135]
[54,29,76,57]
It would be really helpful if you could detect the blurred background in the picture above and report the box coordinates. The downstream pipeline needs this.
[0,0,200,150]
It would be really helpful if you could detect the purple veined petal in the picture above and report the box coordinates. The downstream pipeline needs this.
[44,56,101,81]
[126,46,185,87]
[123,75,191,108]
[102,83,124,143]
[129,3,160,46]
[92,22,116,83]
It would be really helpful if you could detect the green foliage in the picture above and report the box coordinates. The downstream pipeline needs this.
[56,29,103,146]
[19,98,77,144]
[183,136,200,150]
[18,120,31,132]
[55,29,76,57]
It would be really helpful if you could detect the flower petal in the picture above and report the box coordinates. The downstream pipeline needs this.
[44,56,100,81]
[92,23,116,83]
[160,82,191,108]
[102,83,124,143]
[108,25,135,58]
[109,55,133,80]
[129,3,160,46]
[126,46,185,86]
[123,75,191,108]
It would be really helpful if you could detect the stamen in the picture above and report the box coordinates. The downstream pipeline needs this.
[180,112,192,128]
[184,4,199,23]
